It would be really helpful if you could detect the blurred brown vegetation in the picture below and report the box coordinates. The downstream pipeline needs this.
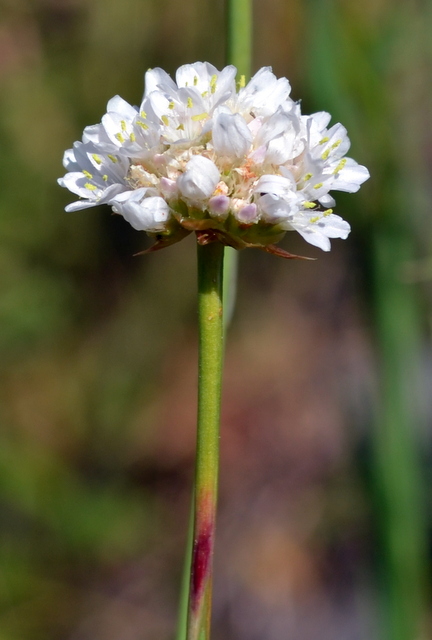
[0,0,431,639]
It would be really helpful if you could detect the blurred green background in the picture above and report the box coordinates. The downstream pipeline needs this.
[0,0,431,638]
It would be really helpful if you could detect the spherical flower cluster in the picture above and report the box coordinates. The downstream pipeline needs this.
[59,62,369,254]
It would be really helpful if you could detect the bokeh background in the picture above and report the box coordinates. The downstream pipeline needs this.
[0,0,431,638]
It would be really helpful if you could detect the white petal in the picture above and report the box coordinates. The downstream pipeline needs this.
[318,194,336,207]
[62,148,79,171]
[239,68,291,116]
[212,65,237,102]
[296,228,331,251]
[82,124,117,151]
[177,156,220,202]
[65,200,98,212]
[59,172,100,198]
[254,174,295,197]
[331,159,370,192]
[106,95,138,119]
[258,194,294,223]
[310,111,332,131]
[316,214,351,238]
[111,191,169,231]
[144,68,178,97]
[212,112,252,160]
[176,62,214,89]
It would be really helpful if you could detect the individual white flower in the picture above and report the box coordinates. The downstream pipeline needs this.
[177,156,220,205]
[59,62,369,254]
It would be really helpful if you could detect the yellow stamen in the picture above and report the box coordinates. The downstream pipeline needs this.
[321,149,330,160]
[323,209,333,216]
[82,170,93,179]
[84,182,97,191]
[140,110,147,119]
[210,74,217,94]
[193,75,198,86]
[161,115,169,126]
[201,91,208,97]
[333,158,347,174]
[177,123,185,130]
[303,201,316,209]
[136,121,149,130]
[313,182,323,189]
[310,216,320,223]
[187,97,193,108]
[319,137,329,144]
[115,133,125,143]
[331,139,342,149]
[108,154,118,163]
[191,112,209,121]
[92,153,102,164]
[168,101,175,110]
[129,132,136,142]
[102,174,108,182]
[120,120,127,132]
[304,173,313,181]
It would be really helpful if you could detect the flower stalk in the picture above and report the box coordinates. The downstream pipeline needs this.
[186,240,224,640]
[227,0,252,79]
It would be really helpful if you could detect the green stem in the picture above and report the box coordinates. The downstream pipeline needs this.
[186,241,225,640]
[177,7,253,637]
[223,0,253,327]
[226,0,253,78]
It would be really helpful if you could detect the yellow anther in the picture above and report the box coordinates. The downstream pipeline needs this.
[321,149,330,160]
[108,154,118,163]
[333,158,347,174]
[201,91,208,97]
[303,173,313,181]
[140,110,147,119]
[313,182,323,189]
[210,74,217,94]
[92,153,102,164]
[187,97,193,108]
[310,216,320,223]
[331,139,342,149]
[193,75,198,86]
[161,115,169,126]
[303,201,316,209]
[115,133,125,143]
[82,170,93,179]
[177,123,185,131]
[236,75,246,90]
[323,209,333,216]
[319,137,329,144]
[84,182,97,191]
[129,132,136,142]
[168,101,175,110]
[102,174,108,182]
[137,121,149,130]
[191,112,209,121]
[120,120,127,132]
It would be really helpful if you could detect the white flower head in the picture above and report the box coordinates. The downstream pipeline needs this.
[59,62,369,255]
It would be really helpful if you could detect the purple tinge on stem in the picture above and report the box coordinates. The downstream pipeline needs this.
[191,517,214,611]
